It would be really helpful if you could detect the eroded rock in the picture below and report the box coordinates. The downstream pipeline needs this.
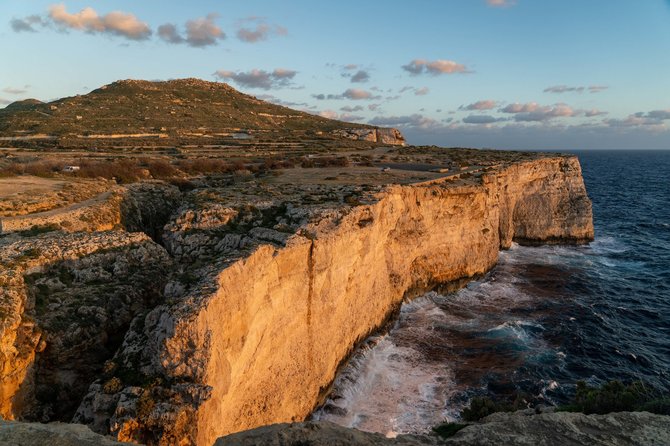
[79,157,593,446]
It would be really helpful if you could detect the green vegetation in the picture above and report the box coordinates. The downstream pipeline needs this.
[432,422,467,439]
[461,393,531,422]
[438,380,670,435]
[559,380,670,415]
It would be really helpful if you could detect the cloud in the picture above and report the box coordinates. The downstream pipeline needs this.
[369,114,441,129]
[157,23,184,44]
[487,0,517,7]
[213,68,296,89]
[0,98,12,106]
[460,99,497,110]
[368,104,381,111]
[315,110,364,122]
[343,64,358,70]
[339,113,365,122]
[501,102,577,121]
[605,110,670,128]
[584,109,608,117]
[414,87,430,96]
[544,84,609,94]
[236,18,287,43]
[639,110,670,120]
[10,15,45,32]
[48,4,151,40]
[588,85,609,93]
[398,86,414,93]
[159,14,225,47]
[340,105,364,112]
[401,120,670,151]
[343,88,375,100]
[350,70,370,83]
[463,115,504,124]
[313,89,380,100]
[3,87,28,95]
[402,59,470,76]
[605,115,665,128]
[255,94,309,108]
[185,14,225,47]
[318,110,339,119]
[544,85,585,94]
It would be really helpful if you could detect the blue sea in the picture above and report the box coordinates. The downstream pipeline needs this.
[314,150,670,436]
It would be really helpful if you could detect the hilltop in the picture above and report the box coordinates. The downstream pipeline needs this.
[0,78,405,148]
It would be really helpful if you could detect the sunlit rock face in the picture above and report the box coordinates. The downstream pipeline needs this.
[75,156,592,446]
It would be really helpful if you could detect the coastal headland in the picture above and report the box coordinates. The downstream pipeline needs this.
[0,79,608,445]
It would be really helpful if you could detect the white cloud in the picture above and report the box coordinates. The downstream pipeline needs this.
[369,114,441,129]
[463,115,504,124]
[402,59,470,76]
[184,14,225,47]
[343,89,375,100]
[460,100,497,110]
[501,102,577,121]
[544,85,609,94]
[48,4,151,40]
[236,18,287,43]
[214,68,297,89]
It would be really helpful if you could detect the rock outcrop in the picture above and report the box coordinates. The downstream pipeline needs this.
[216,421,436,446]
[75,156,593,445]
[0,182,181,236]
[0,231,173,421]
[331,128,406,146]
[214,412,670,446]
[0,419,131,445]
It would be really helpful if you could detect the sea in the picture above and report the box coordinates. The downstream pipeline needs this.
[313,150,670,437]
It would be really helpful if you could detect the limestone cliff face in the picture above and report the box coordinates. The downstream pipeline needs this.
[79,156,592,445]
[0,232,172,421]
[331,128,406,146]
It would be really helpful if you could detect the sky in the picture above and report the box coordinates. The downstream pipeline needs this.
[2,0,670,150]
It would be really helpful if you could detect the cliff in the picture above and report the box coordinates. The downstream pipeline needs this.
[73,156,593,445]
[0,182,180,420]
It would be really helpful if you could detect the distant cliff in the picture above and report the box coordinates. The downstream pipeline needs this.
[72,156,593,445]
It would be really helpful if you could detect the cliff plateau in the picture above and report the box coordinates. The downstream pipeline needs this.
[67,156,593,446]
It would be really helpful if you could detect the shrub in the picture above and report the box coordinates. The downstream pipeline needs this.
[460,392,530,422]
[145,160,179,179]
[433,422,467,439]
[560,380,668,415]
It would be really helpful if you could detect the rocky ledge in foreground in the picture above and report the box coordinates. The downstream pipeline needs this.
[215,411,670,446]
[0,419,130,446]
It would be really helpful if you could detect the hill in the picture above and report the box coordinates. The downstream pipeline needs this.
[0,78,405,148]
